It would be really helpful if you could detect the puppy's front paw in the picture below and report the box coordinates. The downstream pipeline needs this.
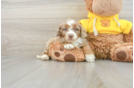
[64,44,74,50]
[36,54,49,61]
[85,54,95,62]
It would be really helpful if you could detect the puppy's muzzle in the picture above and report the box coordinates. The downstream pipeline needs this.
[68,34,74,39]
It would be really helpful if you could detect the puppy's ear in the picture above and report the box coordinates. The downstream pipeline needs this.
[66,18,71,21]
[79,23,87,38]
[57,24,62,37]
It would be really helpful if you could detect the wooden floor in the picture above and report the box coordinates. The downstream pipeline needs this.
[1,0,133,88]
[1,56,133,88]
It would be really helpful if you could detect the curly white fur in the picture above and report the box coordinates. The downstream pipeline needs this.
[85,54,95,62]
[72,37,83,48]
[65,20,78,41]
[64,44,74,49]
[36,54,49,61]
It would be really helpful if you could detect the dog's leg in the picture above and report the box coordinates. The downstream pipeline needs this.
[36,54,49,61]
[64,44,75,50]
[83,42,95,62]
[36,46,50,61]
[36,38,56,61]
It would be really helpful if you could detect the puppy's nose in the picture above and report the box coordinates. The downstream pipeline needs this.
[69,34,73,39]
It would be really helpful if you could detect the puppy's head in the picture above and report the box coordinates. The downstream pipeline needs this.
[57,19,87,42]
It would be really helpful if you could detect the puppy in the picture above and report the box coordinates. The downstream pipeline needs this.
[37,19,95,62]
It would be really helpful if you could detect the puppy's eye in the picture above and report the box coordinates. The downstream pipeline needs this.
[64,29,67,31]
[74,29,78,31]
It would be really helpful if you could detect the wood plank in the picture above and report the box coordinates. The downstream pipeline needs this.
[94,60,133,88]
[2,0,133,18]
[1,18,68,56]
[1,56,133,88]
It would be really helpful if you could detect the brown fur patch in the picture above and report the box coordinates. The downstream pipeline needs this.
[87,33,124,59]
[123,29,133,42]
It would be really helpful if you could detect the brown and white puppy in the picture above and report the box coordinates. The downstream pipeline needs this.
[37,19,95,62]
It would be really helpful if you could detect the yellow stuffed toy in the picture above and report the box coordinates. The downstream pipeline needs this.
[79,0,133,62]
[80,12,132,35]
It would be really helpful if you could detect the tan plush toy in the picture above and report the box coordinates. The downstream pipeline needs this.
[79,0,133,62]
[48,43,85,62]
